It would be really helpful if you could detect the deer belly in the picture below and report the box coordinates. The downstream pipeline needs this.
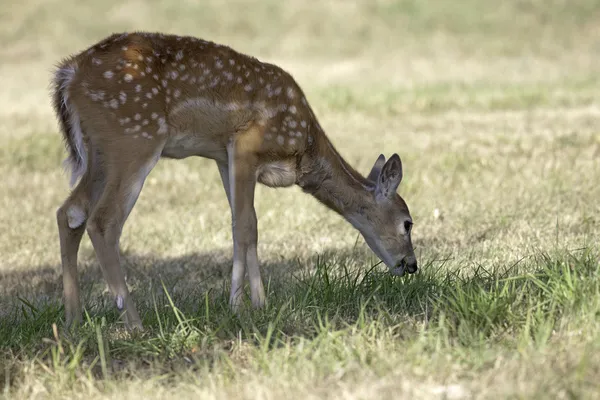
[256,160,296,187]
[162,132,226,162]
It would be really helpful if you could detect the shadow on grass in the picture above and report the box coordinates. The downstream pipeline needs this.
[0,245,598,388]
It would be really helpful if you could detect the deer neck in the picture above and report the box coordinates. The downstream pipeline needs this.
[297,126,375,220]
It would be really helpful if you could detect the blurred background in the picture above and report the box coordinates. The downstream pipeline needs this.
[2,0,600,136]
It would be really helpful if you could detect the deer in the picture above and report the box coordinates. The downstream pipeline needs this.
[51,31,418,330]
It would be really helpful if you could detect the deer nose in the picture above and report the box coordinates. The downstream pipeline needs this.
[406,260,418,274]
[402,256,418,274]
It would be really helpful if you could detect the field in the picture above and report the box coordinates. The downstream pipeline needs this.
[2,0,600,398]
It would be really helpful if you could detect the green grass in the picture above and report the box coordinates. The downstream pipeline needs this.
[2,0,600,398]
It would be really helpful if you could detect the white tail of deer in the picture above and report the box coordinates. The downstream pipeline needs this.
[51,32,417,329]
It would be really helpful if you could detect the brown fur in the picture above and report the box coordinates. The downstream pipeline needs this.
[51,31,416,329]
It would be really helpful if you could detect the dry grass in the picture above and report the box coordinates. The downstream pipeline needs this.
[1,0,600,399]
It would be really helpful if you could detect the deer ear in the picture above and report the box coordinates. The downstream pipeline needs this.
[367,154,386,182]
[375,153,403,199]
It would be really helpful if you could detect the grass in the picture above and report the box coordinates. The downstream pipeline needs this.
[2,0,600,398]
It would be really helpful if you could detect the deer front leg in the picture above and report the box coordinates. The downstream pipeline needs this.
[216,161,232,208]
[226,139,266,311]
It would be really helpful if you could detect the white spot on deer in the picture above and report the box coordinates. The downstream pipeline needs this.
[176,50,184,61]
[157,117,168,134]
[141,132,152,139]
[138,54,144,61]
[277,135,285,145]
[223,71,233,80]
[89,91,104,101]
[244,84,253,92]
[229,59,235,65]
[153,74,159,80]
[181,74,189,81]
[215,59,223,69]
[124,73,133,82]
[146,66,152,73]
[142,103,148,109]
[119,91,127,104]
[103,70,114,79]
[289,105,297,114]
[236,77,242,84]
[133,64,139,70]
[134,96,140,102]
[289,138,296,146]
[265,132,273,140]
[109,99,119,109]
[170,71,179,80]
[190,77,197,84]
[151,112,158,120]
[146,92,153,99]
[301,120,307,128]
[134,113,141,121]
[142,119,149,126]
[135,84,142,93]
[92,58,102,66]
[161,79,168,88]
[174,89,181,98]
[122,46,128,51]
[66,205,86,229]
[146,56,153,62]
[287,87,296,99]
[152,87,159,95]
[289,120,297,128]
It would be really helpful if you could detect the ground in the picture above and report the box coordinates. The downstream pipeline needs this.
[1,0,600,398]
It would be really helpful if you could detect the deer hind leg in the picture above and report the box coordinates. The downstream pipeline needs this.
[85,143,163,329]
[226,126,266,311]
[57,146,106,328]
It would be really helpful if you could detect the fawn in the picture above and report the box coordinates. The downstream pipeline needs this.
[51,31,417,329]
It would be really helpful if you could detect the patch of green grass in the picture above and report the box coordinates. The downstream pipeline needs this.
[2,248,599,398]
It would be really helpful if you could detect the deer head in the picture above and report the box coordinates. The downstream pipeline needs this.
[349,153,417,276]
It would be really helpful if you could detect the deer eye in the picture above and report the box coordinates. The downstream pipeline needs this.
[404,220,413,235]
